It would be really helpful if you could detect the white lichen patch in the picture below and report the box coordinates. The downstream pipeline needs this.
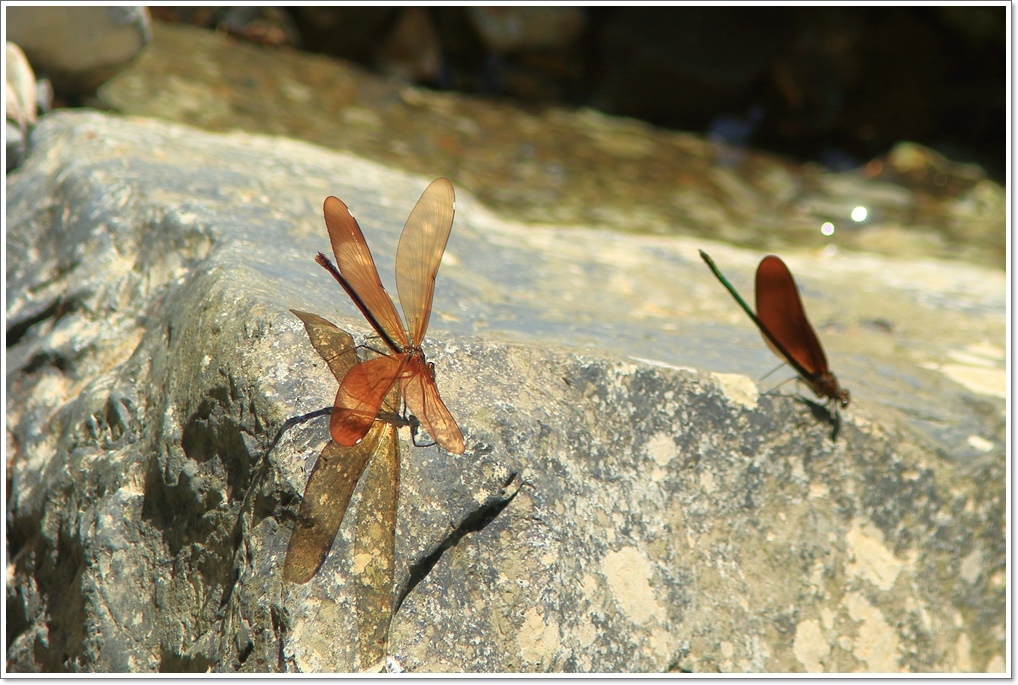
[738,634,772,672]
[711,372,759,410]
[793,618,829,673]
[845,520,904,591]
[579,572,600,602]
[575,615,597,647]
[955,632,972,671]
[517,606,562,667]
[842,591,900,672]
[646,626,676,669]
[985,654,1006,672]
[602,547,665,626]
[352,552,372,574]
[699,469,716,494]
[966,435,994,453]
[287,594,357,672]
[959,548,982,584]
[645,432,677,467]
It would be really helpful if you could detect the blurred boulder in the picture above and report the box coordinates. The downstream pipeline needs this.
[148,7,300,48]
[5,6,150,95]
[6,41,52,171]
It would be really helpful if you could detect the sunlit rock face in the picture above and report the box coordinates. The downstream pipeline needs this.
[5,111,1003,673]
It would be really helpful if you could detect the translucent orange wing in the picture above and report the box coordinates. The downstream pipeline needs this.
[754,255,830,379]
[351,418,399,667]
[290,309,359,384]
[323,196,408,350]
[394,178,456,347]
[282,424,392,584]
[401,355,465,454]
[330,354,406,446]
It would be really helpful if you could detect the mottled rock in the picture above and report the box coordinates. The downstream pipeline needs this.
[5,111,1005,673]
[6,6,150,94]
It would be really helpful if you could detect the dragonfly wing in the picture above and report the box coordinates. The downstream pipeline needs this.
[352,418,399,668]
[283,434,374,583]
[754,255,830,379]
[331,354,405,447]
[324,196,408,349]
[402,355,464,454]
[290,309,359,383]
[394,178,456,346]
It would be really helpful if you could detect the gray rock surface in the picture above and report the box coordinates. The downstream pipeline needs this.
[5,111,1006,673]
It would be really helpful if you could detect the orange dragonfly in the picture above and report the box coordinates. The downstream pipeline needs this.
[316,178,465,455]
[699,250,850,410]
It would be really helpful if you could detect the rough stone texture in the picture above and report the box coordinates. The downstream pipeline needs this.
[5,111,1006,673]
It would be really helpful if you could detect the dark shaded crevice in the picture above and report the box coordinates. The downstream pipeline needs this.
[31,524,87,671]
[140,455,219,559]
[6,494,38,564]
[22,351,72,374]
[6,296,79,348]
[396,472,522,612]
[5,577,30,650]
[270,605,287,671]
[159,648,215,673]
[140,394,253,654]
[220,405,333,613]
[236,626,254,666]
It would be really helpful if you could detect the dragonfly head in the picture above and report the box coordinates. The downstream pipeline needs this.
[837,387,850,408]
